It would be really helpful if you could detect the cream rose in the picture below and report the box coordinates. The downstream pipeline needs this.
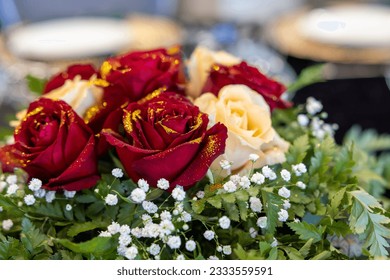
[194,84,289,173]
[10,76,103,127]
[186,46,241,99]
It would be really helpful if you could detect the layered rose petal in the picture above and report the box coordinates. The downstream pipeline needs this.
[0,98,99,191]
[103,91,227,190]
[43,64,97,93]
[202,62,291,111]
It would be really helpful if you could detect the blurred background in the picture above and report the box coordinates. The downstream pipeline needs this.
[0,0,390,143]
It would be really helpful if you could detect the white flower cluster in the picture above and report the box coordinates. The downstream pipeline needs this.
[298,97,338,139]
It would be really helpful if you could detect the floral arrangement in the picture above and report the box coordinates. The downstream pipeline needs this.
[0,45,389,260]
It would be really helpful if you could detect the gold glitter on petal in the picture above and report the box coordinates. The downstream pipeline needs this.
[100,61,113,79]
[123,109,142,134]
[93,79,110,87]
[138,87,166,104]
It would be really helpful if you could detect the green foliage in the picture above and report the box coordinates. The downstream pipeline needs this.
[26,75,47,95]
[348,190,390,256]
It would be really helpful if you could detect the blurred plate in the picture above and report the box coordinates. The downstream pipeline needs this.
[6,17,132,60]
[299,4,390,47]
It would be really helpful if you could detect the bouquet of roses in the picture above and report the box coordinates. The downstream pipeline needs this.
[0,45,389,260]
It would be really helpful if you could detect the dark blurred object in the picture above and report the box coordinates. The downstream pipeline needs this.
[289,56,390,143]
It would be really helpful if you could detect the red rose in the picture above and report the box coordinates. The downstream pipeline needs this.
[87,46,186,133]
[0,98,99,191]
[202,62,291,111]
[102,91,227,191]
[43,64,97,94]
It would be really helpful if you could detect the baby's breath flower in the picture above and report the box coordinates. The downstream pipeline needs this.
[196,191,205,199]
[159,220,175,236]
[271,238,278,247]
[292,163,307,176]
[157,178,170,190]
[230,175,241,185]
[107,222,121,235]
[297,114,309,127]
[6,175,17,185]
[112,168,124,178]
[222,245,232,255]
[148,244,161,256]
[185,240,196,252]
[257,217,268,229]
[239,176,251,189]
[137,179,149,192]
[249,227,258,238]
[167,236,181,249]
[65,204,72,211]
[262,166,276,180]
[306,97,323,115]
[249,153,260,162]
[24,194,36,206]
[6,184,19,195]
[181,211,192,223]
[105,194,118,206]
[131,227,143,238]
[278,186,291,199]
[2,219,13,231]
[223,181,237,193]
[99,231,112,237]
[280,169,291,182]
[216,246,223,252]
[125,246,138,260]
[251,172,265,185]
[219,159,232,170]
[142,201,158,214]
[117,245,127,256]
[249,197,262,213]
[28,178,42,191]
[64,190,76,198]
[34,189,46,198]
[130,188,146,203]
[208,255,219,260]
[283,200,291,210]
[119,234,132,247]
[172,185,186,201]
[160,210,172,221]
[296,181,306,190]
[120,225,131,235]
[0,206,3,212]
[219,216,231,229]
[293,218,301,223]
[278,209,289,222]
[143,224,160,238]
[142,214,153,225]
[182,224,189,231]
[176,254,185,260]
[204,230,215,241]
[45,191,56,203]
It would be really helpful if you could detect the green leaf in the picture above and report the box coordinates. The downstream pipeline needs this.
[67,221,109,238]
[20,218,49,257]
[56,237,116,255]
[237,201,248,221]
[311,250,331,260]
[235,190,249,201]
[117,203,136,225]
[286,134,309,164]
[75,194,98,204]
[221,193,236,204]
[192,200,206,214]
[281,246,304,260]
[223,202,240,222]
[26,74,47,95]
[348,190,390,256]
[299,238,313,258]
[309,136,335,177]
[0,237,26,260]
[262,191,283,235]
[86,201,105,217]
[287,221,324,243]
[207,196,222,209]
[287,64,325,93]
[330,188,346,211]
